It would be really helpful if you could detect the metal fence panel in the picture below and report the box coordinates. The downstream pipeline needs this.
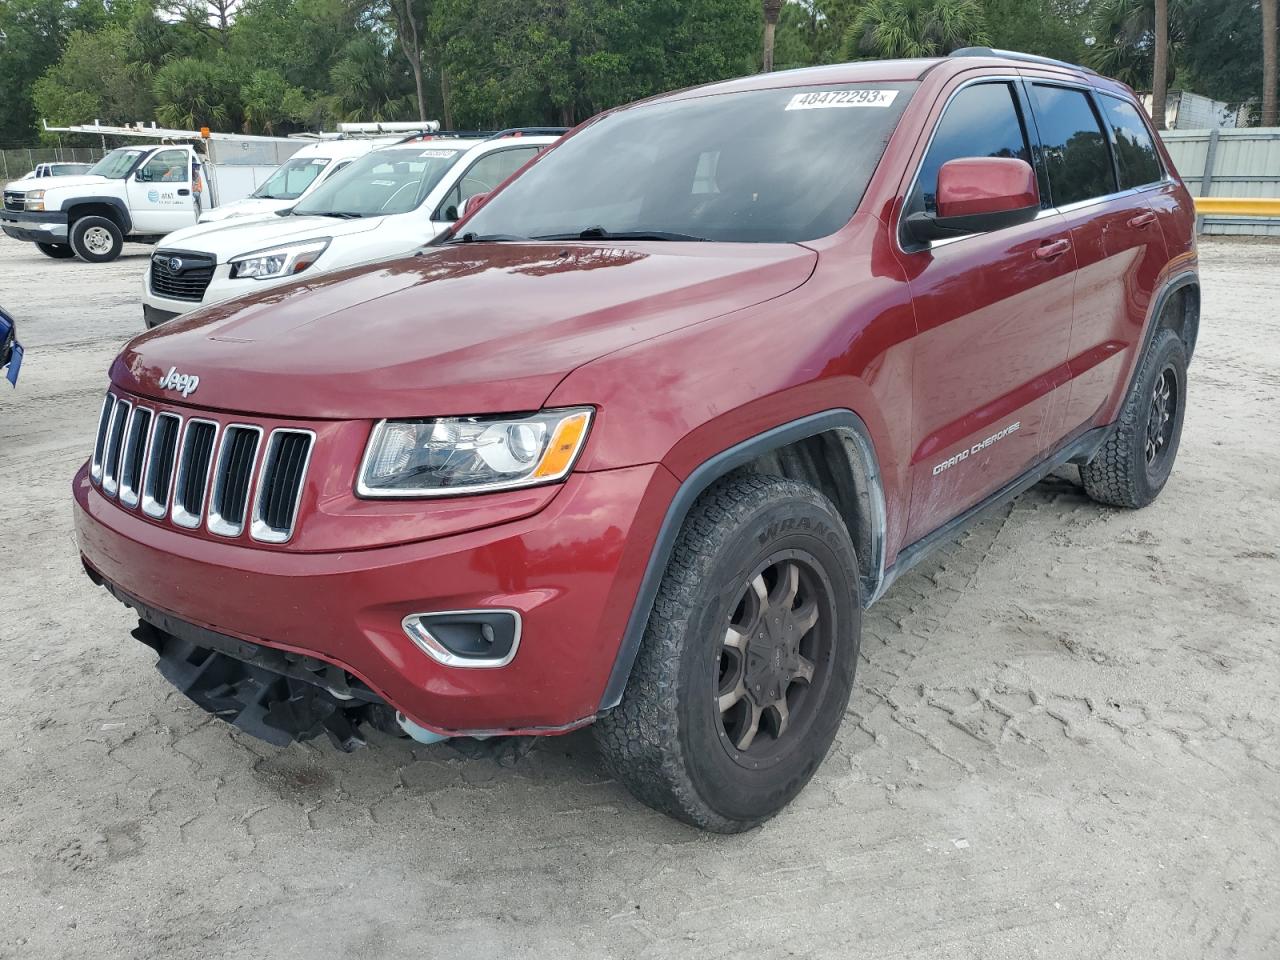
[0,146,103,183]
[1162,128,1280,237]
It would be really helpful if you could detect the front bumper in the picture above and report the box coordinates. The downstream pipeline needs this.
[73,460,674,736]
[141,260,282,320]
[2,210,69,243]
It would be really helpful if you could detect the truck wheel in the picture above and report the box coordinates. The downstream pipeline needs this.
[1081,327,1188,508]
[35,242,76,260]
[594,474,861,832]
[69,216,124,263]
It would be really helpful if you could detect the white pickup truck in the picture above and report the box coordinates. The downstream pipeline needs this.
[0,122,335,262]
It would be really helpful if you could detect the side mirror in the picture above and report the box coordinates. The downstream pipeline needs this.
[463,192,491,217]
[906,157,1039,245]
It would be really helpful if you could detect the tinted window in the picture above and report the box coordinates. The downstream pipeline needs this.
[908,82,1031,218]
[1099,95,1163,189]
[437,147,539,221]
[461,83,916,243]
[1031,85,1116,206]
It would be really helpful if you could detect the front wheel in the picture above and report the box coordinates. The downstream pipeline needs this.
[594,474,861,832]
[35,242,76,259]
[69,215,124,263]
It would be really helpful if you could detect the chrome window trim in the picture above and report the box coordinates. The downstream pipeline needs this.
[207,424,264,538]
[170,418,220,529]
[400,609,523,669]
[101,399,132,497]
[117,406,154,508]
[142,412,183,519]
[90,393,116,482]
[250,428,316,544]
[895,74,1173,256]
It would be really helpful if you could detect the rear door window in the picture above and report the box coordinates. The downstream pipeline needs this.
[1098,95,1164,189]
[1029,84,1117,206]
[907,82,1032,220]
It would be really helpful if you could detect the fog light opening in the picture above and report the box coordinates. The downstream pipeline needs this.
[401,609,522,668]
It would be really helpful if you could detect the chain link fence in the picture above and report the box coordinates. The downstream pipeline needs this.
[0,146,104,183]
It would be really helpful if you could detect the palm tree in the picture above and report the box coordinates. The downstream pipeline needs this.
[1151,0,1168,128]
[1085,0,1183,126]
[1263,0,1277,127]
[763,0,785,72]
[843,0,987,61]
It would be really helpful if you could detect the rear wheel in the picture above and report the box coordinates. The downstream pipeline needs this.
[35,242,75,259]
[69,215,124,263]
[1081,327,1187,508]
[594,474,861,832]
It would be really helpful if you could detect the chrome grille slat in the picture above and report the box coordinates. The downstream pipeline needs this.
[207,425,262,537]
[171,420,218,528]
[101,400,132,496]
[91,394,117,481]
[142,413,182,518]
[89,390,313,543]
[118,407,153,507]
[252,430,314,543]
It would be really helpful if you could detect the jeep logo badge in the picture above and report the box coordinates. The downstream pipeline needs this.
[158,366,200,398]
[168,257,184,272]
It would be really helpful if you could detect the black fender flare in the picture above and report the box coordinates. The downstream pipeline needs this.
[66,196,133,235]
[598,408,888,712]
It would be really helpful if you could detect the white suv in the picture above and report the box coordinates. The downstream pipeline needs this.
[141,130,561,327]
[196,139,383,224]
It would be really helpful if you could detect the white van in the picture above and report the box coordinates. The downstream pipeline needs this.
[197,139,386,223]
[141,129,563,327]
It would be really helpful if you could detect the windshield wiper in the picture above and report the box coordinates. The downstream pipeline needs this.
[534,226,708,242]
[446,232,530,244]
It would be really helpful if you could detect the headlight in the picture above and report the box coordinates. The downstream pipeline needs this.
[229,238,330,279]
[25,190,45,212]
[357,408,594,497]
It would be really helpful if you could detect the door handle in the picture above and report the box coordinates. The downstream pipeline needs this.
[177,188,191,196]
[1127,211,1157,229]
[1034,238,1072,261]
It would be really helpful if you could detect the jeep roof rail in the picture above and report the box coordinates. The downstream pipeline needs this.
[949,47,1099,76]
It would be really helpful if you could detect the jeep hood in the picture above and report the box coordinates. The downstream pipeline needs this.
[113,242,817,419]
[158,213,382,258]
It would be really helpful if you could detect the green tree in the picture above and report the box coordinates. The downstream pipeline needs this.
[153,55,243,128]
[843,0,988,60]
[0,0,106,142]
[1084,0,1184,94]
[981,0,1089,62]
[32,26,157,129]
[240,69,311,132]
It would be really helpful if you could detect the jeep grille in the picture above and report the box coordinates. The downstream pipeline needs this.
[90,390,313,543]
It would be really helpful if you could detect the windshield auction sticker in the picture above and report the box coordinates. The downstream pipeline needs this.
[419,149,460,159]
[785,90,899,110]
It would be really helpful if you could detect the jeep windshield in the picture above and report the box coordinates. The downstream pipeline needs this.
[459,82,916,244]
[86,148,147,180]
[292,146,464,218]
[253,157,332,200]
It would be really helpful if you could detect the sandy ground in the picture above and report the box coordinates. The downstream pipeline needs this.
[0,237,1277,960]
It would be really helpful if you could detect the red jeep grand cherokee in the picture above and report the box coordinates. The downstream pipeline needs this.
[74,49,1198,832]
